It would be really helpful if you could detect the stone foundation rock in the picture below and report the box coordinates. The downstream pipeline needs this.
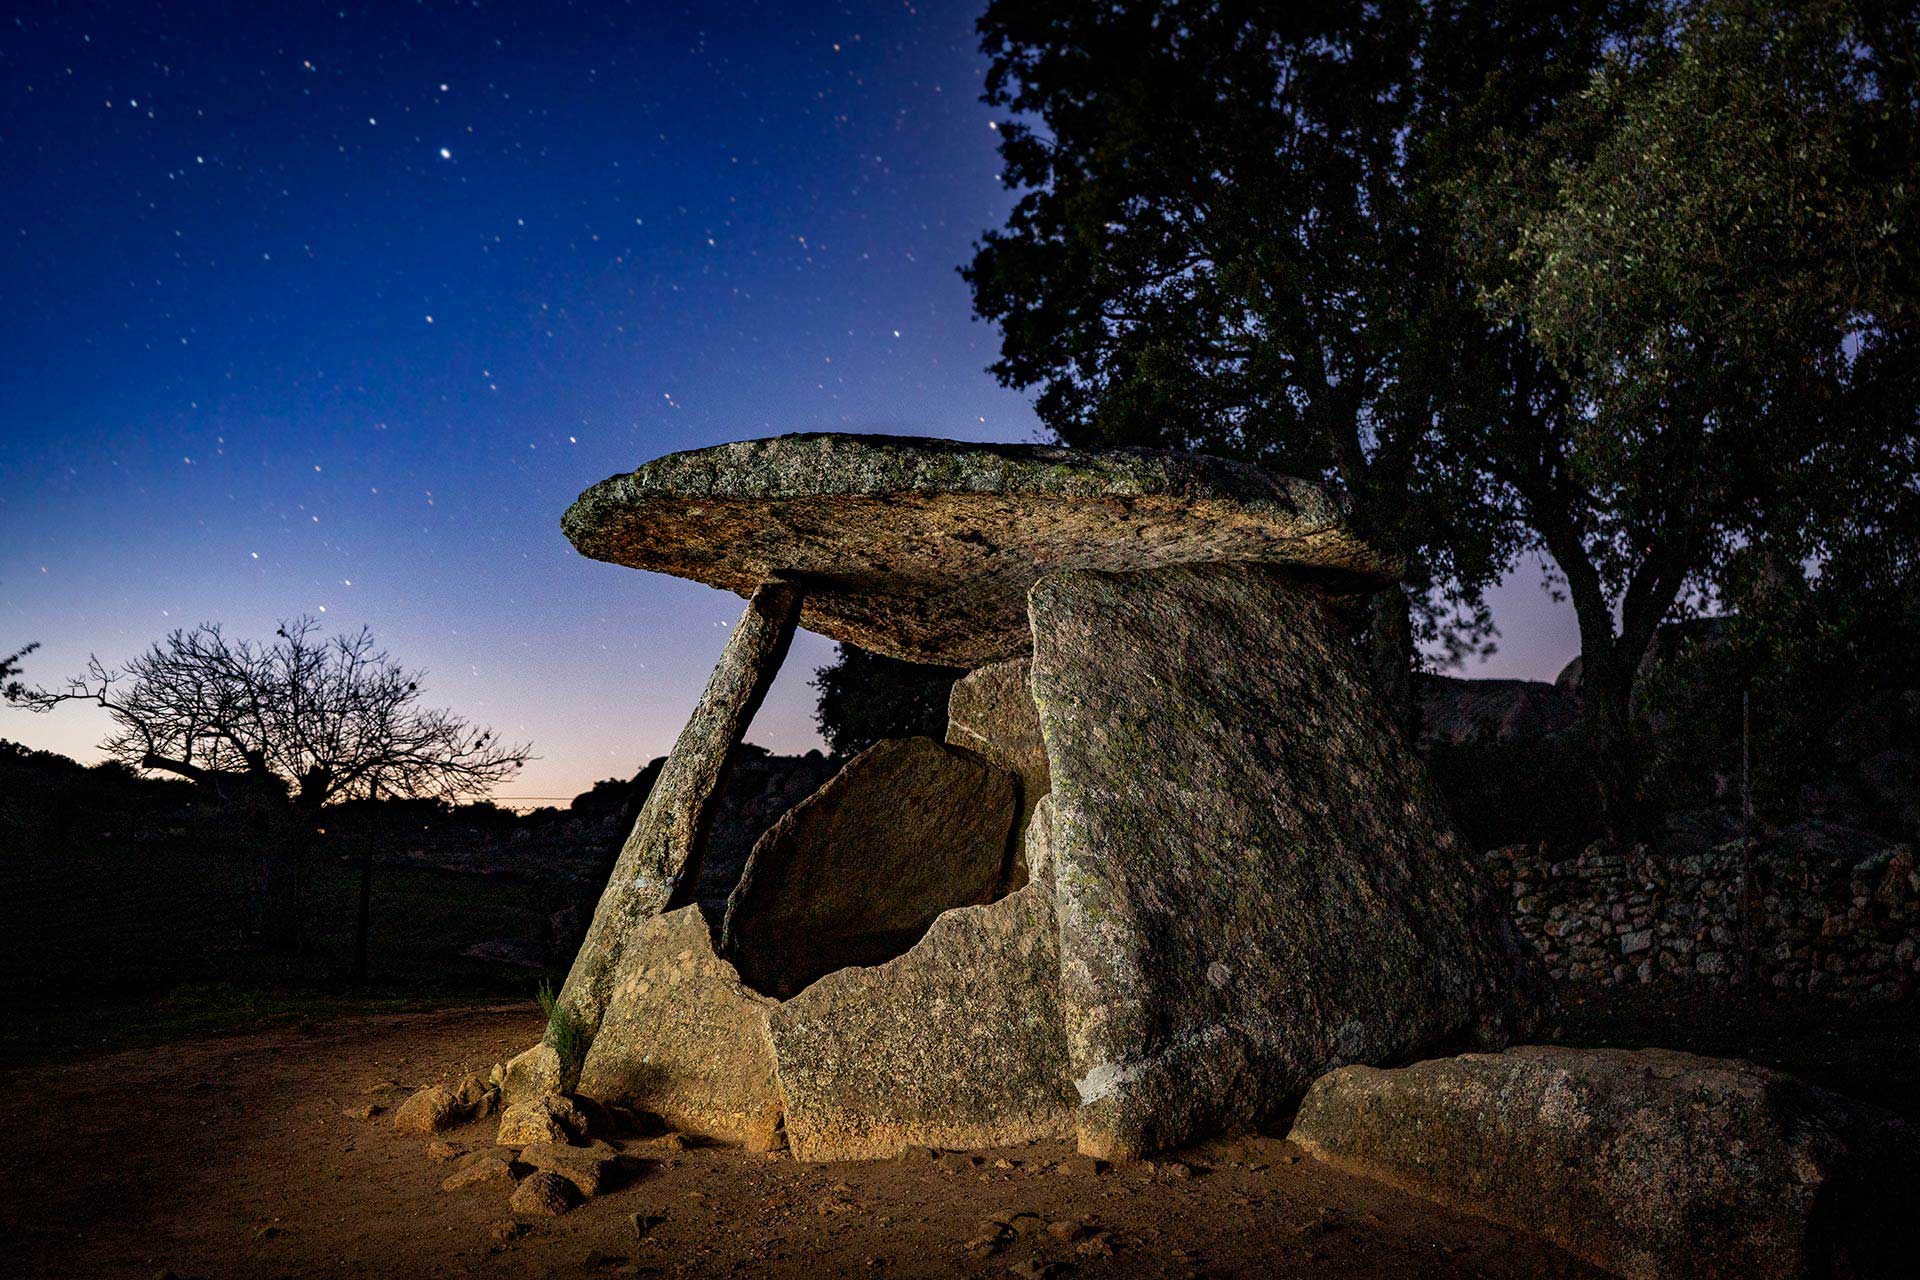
[1291,1046,1919,1280]
[946,657,1050,880]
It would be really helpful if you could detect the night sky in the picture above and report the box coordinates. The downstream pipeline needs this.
[2,1,1579,803]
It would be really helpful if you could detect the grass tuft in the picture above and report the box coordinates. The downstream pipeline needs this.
[535,978,588,1076]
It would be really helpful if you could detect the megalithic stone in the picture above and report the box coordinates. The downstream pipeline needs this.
[553,579,803,1060]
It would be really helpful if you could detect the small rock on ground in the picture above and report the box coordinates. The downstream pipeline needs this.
[509,1170,579,1217]
[496,1095,587,1146]
[392,1086,462,1135]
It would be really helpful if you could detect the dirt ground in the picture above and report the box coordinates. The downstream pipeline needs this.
[0,1004,1623,1280]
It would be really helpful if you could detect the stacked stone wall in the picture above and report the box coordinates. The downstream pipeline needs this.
[1484,828,1918,1002]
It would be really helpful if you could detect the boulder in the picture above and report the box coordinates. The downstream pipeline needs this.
[392,1085,462,1135]
[450,1072,496,1119]
[562,433,1393,667]
[508,1170,578,1217]
[719,736,1016,999]
[496,1094,587,1147]
[515,1140,623,1196]
[1029,562,1543,1158]
[1290,1046,1919,1280]
[575,906,782,1143]
[768,879,1076,1161]
[501,1043,563,1106]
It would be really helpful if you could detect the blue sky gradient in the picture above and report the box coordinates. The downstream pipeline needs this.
[2,1,1579,800]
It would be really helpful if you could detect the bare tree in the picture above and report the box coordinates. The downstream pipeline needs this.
[12,618,532,958]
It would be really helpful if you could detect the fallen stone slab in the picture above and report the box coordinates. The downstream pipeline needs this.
[440,1158,519,1193]
[554,580,803,1053]
[719,735,1016,998]
[562,433,1393,668]
[768,879,1076,1161]
[1030,562,1543,1158]
[1290,1046,1920,1280]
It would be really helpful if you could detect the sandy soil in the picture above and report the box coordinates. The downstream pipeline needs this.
[0,1005,1608,1280]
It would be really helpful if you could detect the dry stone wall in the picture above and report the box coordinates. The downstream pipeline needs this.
[1484,822,1918,1001]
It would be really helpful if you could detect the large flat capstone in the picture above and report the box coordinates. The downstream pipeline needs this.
[1290,1047,1919,1280]
[562,434,1394,667]
[1030,561,1544,1159]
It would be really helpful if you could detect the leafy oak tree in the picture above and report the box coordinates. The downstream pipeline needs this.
[963,0,1640,734]
[1454,0,1919,824]
[13,618,531,957]
[813,643,963,757]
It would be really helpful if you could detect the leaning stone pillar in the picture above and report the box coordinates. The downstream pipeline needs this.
[530,580,802,1090]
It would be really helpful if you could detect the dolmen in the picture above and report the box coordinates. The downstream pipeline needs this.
[505,432,1544,1161]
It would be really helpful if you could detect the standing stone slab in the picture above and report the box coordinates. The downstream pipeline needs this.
[1290,1047,1920,1280]
[575,906,782,1143]
[946,656,1050,883]
[768,880,1076,1162]
[556,581,801,1051]
[719,736,1016,999]
[1029,562,1543,1159]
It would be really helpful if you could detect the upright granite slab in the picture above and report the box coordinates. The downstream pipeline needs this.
[1029,561,1544,1159]
[768,879,1076,1162]
[719,736,1016,999]
[945,656,1050,882]
[556,581,801,1054]
[575,906,781,1143]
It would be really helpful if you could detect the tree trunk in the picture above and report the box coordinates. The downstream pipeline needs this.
[351,848,374,983]
[1576,650,1641,839]
[1367,586,1419,742]
[237,780,305,952]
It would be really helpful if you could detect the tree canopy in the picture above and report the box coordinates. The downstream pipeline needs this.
[965,0,1918,827]
[964,0,1640,723]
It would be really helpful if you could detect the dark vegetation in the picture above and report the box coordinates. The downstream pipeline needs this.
[962,0,1918,834]
[809,642,963,757]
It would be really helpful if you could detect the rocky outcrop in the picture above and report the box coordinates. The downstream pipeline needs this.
[1030,562,1543,1159]
[767,879,1075,1161]
[945,657,1050,880]
[562,433,1394,667]
[575,906,781,1143]
[1291,1046,1918,1280]
[720,736,1016,998]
